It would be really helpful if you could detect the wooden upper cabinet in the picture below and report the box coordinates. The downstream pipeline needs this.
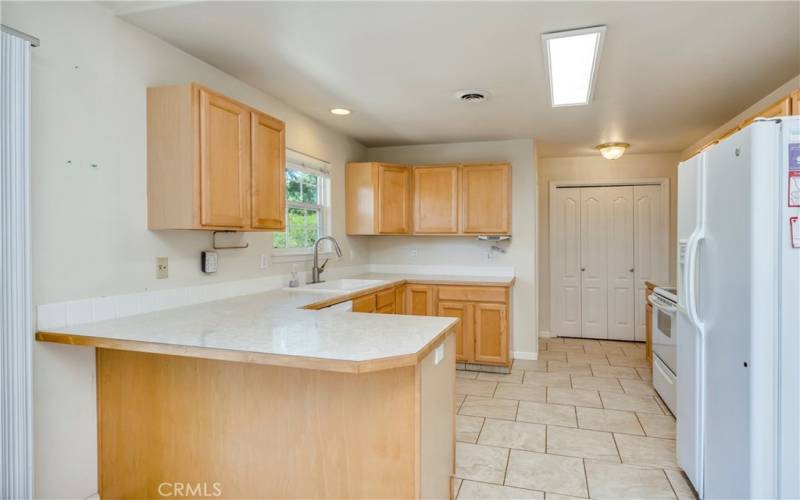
[740,96,792,128]
[461,164,511,234]
[346,163,410,235]
[792,90,800,115]
[250,111,286,230]
[199,89,251,228]
[147,83,286,231]
[413,165,459,234]
[377,165,411,234]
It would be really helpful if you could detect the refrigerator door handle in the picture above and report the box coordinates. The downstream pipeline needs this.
[686,230,705,337]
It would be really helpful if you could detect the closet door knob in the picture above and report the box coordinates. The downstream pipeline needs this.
[581,267,586,271]
[629,268,635,273]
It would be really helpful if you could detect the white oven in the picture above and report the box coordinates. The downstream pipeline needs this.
[649,287,678,414]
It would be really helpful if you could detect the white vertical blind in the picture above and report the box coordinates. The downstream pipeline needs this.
[0,29,34,498]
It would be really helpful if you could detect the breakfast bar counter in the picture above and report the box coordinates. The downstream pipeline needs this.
[36,284,459,499]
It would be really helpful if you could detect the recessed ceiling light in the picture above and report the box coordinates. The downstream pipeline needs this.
[542,25,606,107]
[595,142,629,160]
[330,108,351,115]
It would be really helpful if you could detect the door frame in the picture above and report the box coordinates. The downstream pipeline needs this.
[548,177,670,339]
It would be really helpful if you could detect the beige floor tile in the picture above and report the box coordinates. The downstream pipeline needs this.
[637,367,653,381]
[538,351,567,361]
[455,442,509,484]
[607,355,651,368]
[614,433,679,469]
[477,370,524,383]
[456,394,466,412]
[505,450,588,497]
[478,418,546,452]
[665,470,699,499]
[460,396,518,420]
[546,425,620,462]
[637,413,676,439]
[563,337,596,345]
[619,378,657,395]
[454,478,463,498]
[598,346,625,356]
[585,460,676,499]
[457,415,485,443]
[457,378,498,397]
[494,383,547,403]
[571,375,623,393]
[545,494,588,500]
[523,371,572,388]
[457,370,479,379]
[591,364,640,379]
[600,392,663,414]
[621,348,646,360]
[545,343,587,353]
[457,480,544,500]
[547,361,593,375]
[576,407,644,435]
[548,387,602,408]
[541,337,564,343]
[517,401,577,427]
[514,359,549,372]
[567,352,610,364]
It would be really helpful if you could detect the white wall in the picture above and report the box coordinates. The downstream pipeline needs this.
[367,139,539,357]
[3,2,368,497]
[537,153,680,335]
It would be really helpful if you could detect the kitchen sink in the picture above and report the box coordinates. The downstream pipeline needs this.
[286,279,387,294]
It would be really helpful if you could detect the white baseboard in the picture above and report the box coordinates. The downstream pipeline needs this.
[538,330,555,338]
[513,351,538,360]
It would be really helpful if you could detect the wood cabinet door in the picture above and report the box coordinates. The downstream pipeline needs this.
[438,301,473,362]
[250,111,285,230]
[645,303,653,364]
[461,164,510,234]
[352,294,376,313]
[376,165,410,234]
[473,303,508,364]
[792,90,800,115]
[406,285,433,316]
[394,286,406,315]
[413,166,459,234]
[376,289,395,314]
[199,88,251,228]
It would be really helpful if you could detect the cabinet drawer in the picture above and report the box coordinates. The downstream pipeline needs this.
[437,286,507,303]
[352,294,376,313]
[376,289,395,309]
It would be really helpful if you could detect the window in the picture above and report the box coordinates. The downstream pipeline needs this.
[272,151,331,256]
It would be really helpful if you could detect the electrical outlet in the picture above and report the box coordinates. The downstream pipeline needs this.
[260,254,269,269]
[156,257,168,279]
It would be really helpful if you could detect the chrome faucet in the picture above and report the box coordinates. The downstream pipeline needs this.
[308,236,343,284]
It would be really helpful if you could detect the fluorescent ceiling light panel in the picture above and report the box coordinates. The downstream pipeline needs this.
[542,25,606,107]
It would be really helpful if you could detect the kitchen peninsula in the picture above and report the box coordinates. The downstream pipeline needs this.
[36,282,460,499]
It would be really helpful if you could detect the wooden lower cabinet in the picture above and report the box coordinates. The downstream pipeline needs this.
[394,285,406,315]
[644,282,655,364]
[406,285,434,316]
[438,301,474,362]
[376,289,395,314]
[352,294,377,313]
[473,303,508,364]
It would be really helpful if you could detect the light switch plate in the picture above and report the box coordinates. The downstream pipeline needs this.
[434,344,444,365]
[201,251,218,274]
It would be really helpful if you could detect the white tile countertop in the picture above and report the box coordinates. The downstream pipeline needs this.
[36,273,515,372]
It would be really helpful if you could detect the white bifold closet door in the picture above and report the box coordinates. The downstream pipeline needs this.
[551,184,667,341]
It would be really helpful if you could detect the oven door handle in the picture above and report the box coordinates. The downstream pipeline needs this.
[648,294,678,314]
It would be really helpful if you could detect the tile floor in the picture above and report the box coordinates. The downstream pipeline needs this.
[454,337,698,500]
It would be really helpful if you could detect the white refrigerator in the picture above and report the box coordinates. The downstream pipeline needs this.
[677,117,800,499]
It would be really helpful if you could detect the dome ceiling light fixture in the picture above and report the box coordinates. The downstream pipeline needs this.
[595,142,630,160]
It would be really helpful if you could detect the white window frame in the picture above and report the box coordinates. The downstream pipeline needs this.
[271,149,332,263]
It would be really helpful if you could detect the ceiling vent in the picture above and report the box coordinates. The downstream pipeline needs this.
[457,90,488,102]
